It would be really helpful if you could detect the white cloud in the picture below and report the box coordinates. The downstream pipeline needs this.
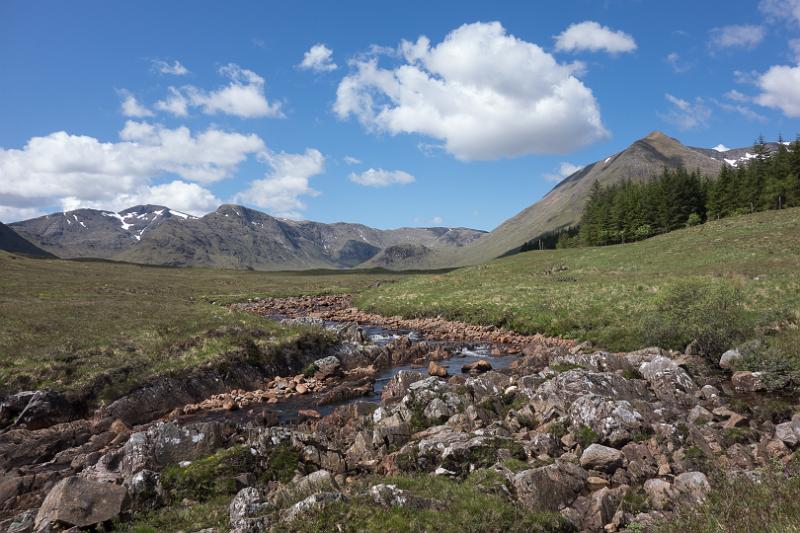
[760,0,800,26]
[554,21,637,54]
[298,44,338,73]
[715,99,768,122]
[755,64,800,116]
[709,25,765,50]
[156,64,283,118]
[119,90,154,118]
[666,52,691,73]
[155,87,189,117]
[733,69,760,85]
[234,149,325,218]
[152,59,189,76]
[543,162,583,183]
[0,121,264,215]
[60,180,220,216]
[0,206,43,223]
[343,156,361,165]
[349,168,415,187]
[659,94,711,130]
[414,215,444,226]
[724,89,749,102]
[713,144,730,152]
[790,38,800,62]
[334,21,608,160]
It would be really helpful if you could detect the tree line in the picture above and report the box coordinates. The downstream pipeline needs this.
[551,137,800,249]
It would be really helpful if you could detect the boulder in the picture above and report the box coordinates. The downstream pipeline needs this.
[381,370,425,403]
[719,348,742,369]
[461,360,492,375]
[229,487,272,532]
[580,444,624,472]
[568,394,647,446]
[731,371,767,393]
[34,477,127,530]
[121,421,225,477]
[428,361,448,378]
[313,356,342,379]
[513,462,588,511]
[281,492,344,522]
[643,478,673,511]
[775,417,800,448]
[639,356,697,405]
[0,390,77,430]
[673,471,710,505]
[372,414,411,447]
[688,405,713,426]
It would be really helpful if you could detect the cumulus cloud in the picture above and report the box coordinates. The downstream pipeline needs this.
[349,168,415,187]
[119,90,154,117]
[343,155,362,165]
[152,59,189,76]
[659,94,711,130]
[0,205,43,223]
[709,25,765,50]
[554,21,637,54]
[715,91,768,122]
[233,149,325,218]
[759,0,800,26]
[755,64,800,116]
[298,44,338,73]
[334,21,608,160]
[0,121,264,216]
[543,162,584,183]
[156,64,283,118]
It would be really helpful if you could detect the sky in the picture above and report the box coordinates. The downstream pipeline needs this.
[2,1,800,230]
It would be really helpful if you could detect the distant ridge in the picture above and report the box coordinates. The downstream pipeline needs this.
[0,222,55,257]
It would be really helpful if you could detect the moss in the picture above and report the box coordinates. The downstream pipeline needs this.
[623,367,644,380]
[160,445,258,503]
[551,362,584,373]
[264,441,304,483]
[721,427,758,447]
[621,487,649,514]
[302,362,319,377]
[575,425,599,448]
[549,420,569,440]
[116,496,230,533]
[501,458,530,473]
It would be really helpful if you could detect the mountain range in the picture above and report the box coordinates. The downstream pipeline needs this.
[4,131,778,270]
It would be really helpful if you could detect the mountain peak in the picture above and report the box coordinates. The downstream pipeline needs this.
[119,204,170,215]
[644,130,669,140]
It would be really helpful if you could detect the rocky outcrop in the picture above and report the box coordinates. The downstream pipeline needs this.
[34,477,127,530]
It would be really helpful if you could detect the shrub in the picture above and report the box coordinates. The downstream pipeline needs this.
[641,279,749,357]
[160,446,258,502]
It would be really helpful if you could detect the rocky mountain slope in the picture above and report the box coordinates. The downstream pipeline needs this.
[448,131,729,265]
[10,205,195,259]
[11,204,485,270]
[0,222,54,257]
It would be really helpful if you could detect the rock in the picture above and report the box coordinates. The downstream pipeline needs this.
[423,398,453,422]
[281,492,344,522]
[125,469,161,510]
[776,418,800,448]
[370,484,437,509]
[222,398,237,411]
[372,413,411,447]
[587,476,610,491]
[719,348,742,369]
[513,462,588,512]
[673,471,710,505]
[121,421,225,477]
[688,405,713,425]
[580,444,624,472]
[381,370,425,403]
[644,478,673,511]
[313,356,342,379]
[731,371,767,393]
[639,356,697,405]
[568,394,647,446]
[0,390,77,430]
[428,361,448,377]
[700,385,720,399]
[229,487,272,531]
[298,409,321,420]
[295,383,308,395]
[0,510,35,533]
[34,477,127,530]
[294,470,338,499]
[461,360,492,375]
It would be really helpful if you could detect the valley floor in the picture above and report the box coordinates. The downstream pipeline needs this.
[1,208,800,532]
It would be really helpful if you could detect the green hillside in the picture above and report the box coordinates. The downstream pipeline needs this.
[358,208,800,353]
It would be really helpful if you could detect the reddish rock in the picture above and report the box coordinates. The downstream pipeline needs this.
[461,360,493,375]
[428,361,448,378]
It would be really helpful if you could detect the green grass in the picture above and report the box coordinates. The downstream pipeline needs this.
[116,496,230,533]
[357,208,800,353]
[0,253,408,395]
[277,474,572,533]
[656,473,800,533]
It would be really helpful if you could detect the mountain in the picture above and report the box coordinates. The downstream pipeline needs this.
[12,204,485,270]
[10,205,195,259]
[0,222,54,257]
[448,131,730,265]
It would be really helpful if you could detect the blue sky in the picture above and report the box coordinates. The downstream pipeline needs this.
[2,1,800,229]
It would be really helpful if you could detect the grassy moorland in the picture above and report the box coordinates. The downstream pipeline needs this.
[0,253,407,395]
[358,208,800,357]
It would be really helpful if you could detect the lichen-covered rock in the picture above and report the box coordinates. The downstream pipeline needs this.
[313,356,342,379]
[644,478,673,511]
[673,471,711,505]
[639,356,697,406]
[568,395,648,446]
[719,348,742,369]
[34,477,127,530]
[580,444,624,472]
[731,371,767,393]
[280,491,344,522]
[513,461,588,511]
[775,416,800,448]
[370,483,438,509]
[381,370,425,403]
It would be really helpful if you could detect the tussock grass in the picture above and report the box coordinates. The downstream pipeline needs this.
[358,209,800,353]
